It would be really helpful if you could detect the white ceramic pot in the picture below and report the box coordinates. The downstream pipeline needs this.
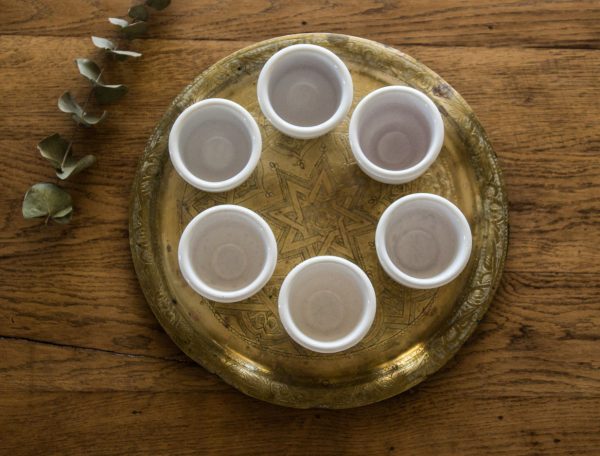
[278,256,376,353]
[375,193,472,289]
[257,44,353,139]
[349,86,444,184]
[178,205,277,303]
[169,98,261,192]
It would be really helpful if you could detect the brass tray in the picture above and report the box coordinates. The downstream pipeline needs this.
[129,33,508,408]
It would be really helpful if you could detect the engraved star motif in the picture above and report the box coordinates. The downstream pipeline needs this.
[266,153,375,259]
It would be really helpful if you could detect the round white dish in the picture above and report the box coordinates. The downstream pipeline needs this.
[169,98,261,192]
[178,205,277,303]
[375,193,472,289]
[278,256,376,353]
[349,86,444,184]
[257,44,353,139]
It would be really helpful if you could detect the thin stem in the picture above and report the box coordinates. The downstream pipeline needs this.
[81,68,105,114]
[57,4,134,172]
[60,138,75,170]
[60,67,105,170]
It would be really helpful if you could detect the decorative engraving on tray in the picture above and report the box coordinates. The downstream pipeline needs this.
[130,33,508,408]
[177,116,448,356]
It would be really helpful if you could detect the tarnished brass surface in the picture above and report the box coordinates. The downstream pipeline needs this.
[129,33,508,408]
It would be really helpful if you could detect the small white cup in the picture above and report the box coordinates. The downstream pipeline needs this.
[169,99,261,192]
[278,256,376,353]
[257,44,353,139]
[178,205,277,303]
[349,86,444,184]
[376,193,472,289]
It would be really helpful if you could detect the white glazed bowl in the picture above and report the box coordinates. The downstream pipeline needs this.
[278,256,376,353]
[178,205,277,303]
[257,44,353,139]
[349,86,444,184]
[376,193,472,289]
[169,98,261,192]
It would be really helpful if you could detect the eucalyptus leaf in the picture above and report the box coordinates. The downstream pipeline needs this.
[57,154,97,180]
[37,133,97,179]
[22,183,73,223]
[129,5,149,21]
[110,49,142,60]
[38,133,69,169]
[58,91,106,126]
[146,0,171,10]
[76,58,102,82]
[91,36,142,60]
[75,58,128,103]
[108,17,129,27]
[52,212,73,224]
[108,17,149,39]
[91,36,117,50]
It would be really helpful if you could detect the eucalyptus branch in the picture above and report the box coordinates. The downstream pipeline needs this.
[59,64,105,170]
[23,0,171,224]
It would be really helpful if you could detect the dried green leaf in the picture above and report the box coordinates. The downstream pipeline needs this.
[108,17,148,39]
[76,58,102,82]
[91,36,142,60]
[128,4,149,21]
[52,213,73,224]
[22,183,73,223]
[146,0,171,10]
[111,49,142,60]
[57,154,97,180]
[91,36,116,50]
[75,58,128,104]
[58,91,106,126]
[108,17,129,27]
[38,133,69,169]
[37,133,97,180]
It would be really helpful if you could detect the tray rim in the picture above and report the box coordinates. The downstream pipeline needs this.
[129,32,509,408]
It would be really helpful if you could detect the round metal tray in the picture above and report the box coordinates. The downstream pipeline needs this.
[129,33,508,408]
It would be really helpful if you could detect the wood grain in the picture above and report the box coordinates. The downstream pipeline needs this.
[1,272,598,397]
[0,1,599,454]
[2,0,599,49]
[1,392,599,455]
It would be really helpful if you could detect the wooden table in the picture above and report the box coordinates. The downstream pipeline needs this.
[1,1,599,454]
